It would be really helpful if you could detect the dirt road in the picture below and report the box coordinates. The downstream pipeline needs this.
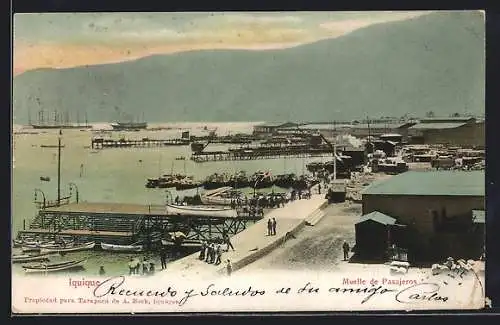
[240,201,361,272]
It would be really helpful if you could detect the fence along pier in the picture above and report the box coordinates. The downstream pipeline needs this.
[17,202,261,247]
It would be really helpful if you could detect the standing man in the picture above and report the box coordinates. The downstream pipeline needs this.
[342,241,350,261]
[160,249,167,270]
[215,244,222,265]
[199,241,207,261]
[224,233,235,251]
[128,258,135,275]
[267,218,273,236]
[271,218,277,236]
[226,259,232,276]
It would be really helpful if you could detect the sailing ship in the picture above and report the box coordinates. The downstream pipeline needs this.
[30,108,92,129]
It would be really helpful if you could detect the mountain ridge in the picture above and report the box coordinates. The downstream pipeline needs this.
[13,11,484,124]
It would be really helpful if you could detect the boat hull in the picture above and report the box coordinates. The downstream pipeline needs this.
[40,242,95,254]
[12,254,52,263]
[100,243,143,253]
[165,204,237,218]
[23,259,87,273]
[111,122,148,130]
[31,124,92,129]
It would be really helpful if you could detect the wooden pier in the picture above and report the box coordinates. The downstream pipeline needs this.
[17,202,262,246]
[91,137,190,149]
[191,144,336,162]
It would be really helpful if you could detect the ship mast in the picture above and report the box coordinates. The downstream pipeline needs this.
[57,129,62,205]
[333,142,337,181]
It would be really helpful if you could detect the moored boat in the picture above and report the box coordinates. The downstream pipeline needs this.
[21,246,41,253]
[100,242,144,253]
[23,258,87,274]
[250,171,274,189]
[165,204,237,218]
[40,242,95,254]
[175,180,202,191]
[12,253,52,263]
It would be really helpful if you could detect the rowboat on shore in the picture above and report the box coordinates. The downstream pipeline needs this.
[40,242,95,254]
[12,253,53,263]
[100,242,144,253]
[21,246,41,253]
[23,258,87,274]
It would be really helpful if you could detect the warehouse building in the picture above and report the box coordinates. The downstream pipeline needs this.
[357,170,485,262]
[408,117,484,147]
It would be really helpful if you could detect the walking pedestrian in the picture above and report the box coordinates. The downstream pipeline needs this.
[215,244,222,265]
[267,218,273,236]
[271,218,277,236]
[224,234,235,251]
[342,241,350,261]
[160,249,167,270]
[226,259,232,276]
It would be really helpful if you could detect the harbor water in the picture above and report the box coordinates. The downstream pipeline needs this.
[11,123,332,276]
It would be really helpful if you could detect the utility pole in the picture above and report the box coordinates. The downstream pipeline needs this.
[57,129,62,206]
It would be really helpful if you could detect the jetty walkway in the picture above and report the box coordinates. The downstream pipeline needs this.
[156,193,328,280]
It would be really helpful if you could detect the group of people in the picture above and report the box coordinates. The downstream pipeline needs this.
[199,234,235,266]
[199,241,225,265]
[128,257,156,275]
[267,218,278,236]
[290,189,312,201]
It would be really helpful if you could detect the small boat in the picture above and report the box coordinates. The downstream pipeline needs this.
[12,253,52,263]
[175,179,201,191]
[165,204,237,218]
[40,242,96,254]
[40,144,66,148]
[100,242,144,253]
[40,176,51,182]
[21,241,58,249]
[23,258,87,274]
[21,246,41,253]
[175,156,186,160]
[13,238,37,248]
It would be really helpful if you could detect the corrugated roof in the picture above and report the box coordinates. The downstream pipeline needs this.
[297,124,337,130]
[420,117,475,123]
[351,123,406,129]
[409,122,467,130]
[356,211,396,225]
[362,171,484,196]
[472,210,485,224]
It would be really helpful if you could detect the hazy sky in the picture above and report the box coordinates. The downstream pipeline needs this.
[13,11,432,75]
